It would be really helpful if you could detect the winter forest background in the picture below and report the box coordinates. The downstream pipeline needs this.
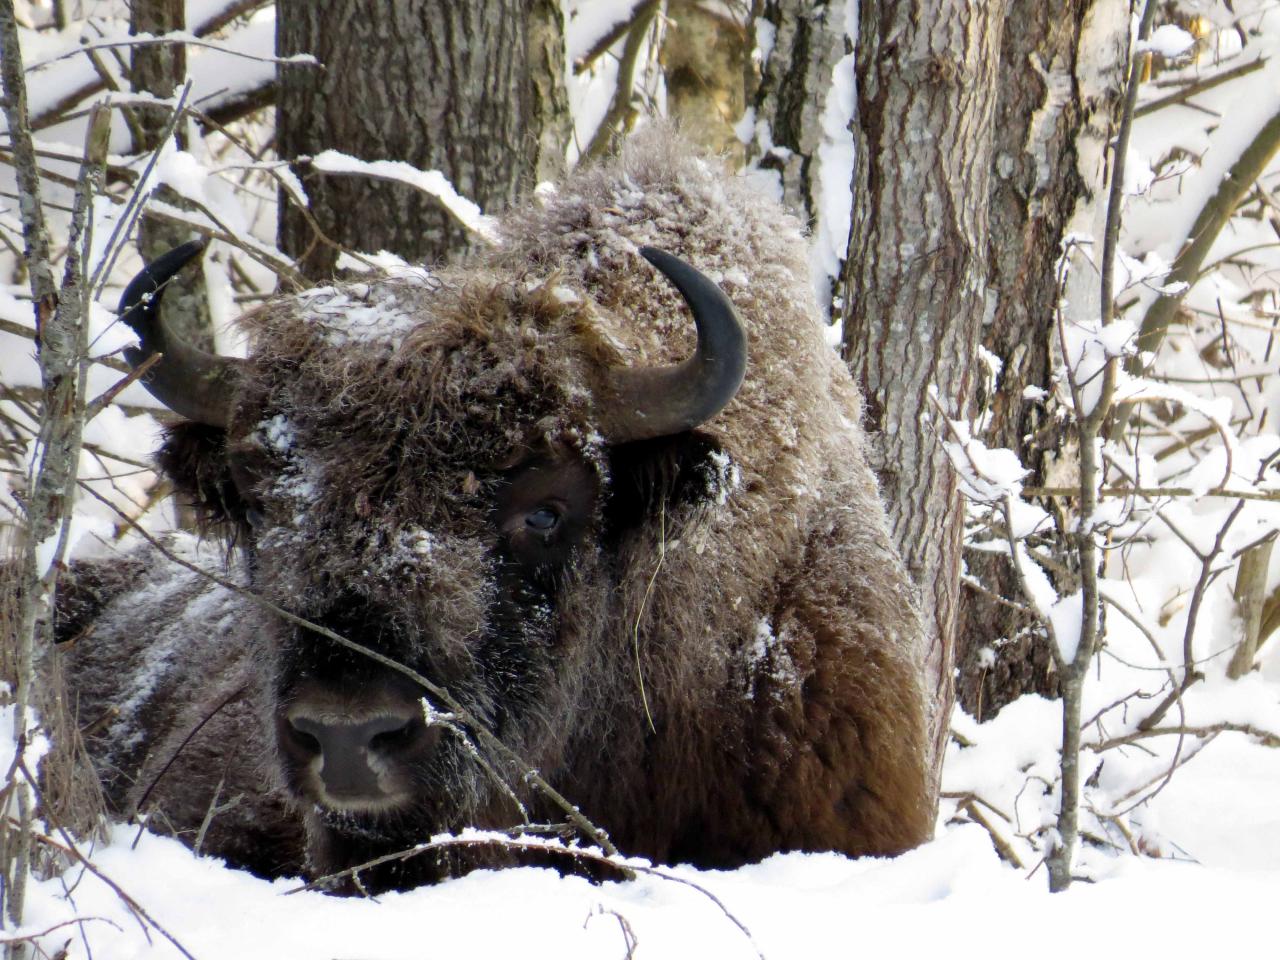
[1,0,1279,956]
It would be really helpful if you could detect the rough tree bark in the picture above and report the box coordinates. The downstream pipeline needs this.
[130,0,213,353]
[276,0,570,278]
[840,0,1009,784]
[954,0,1128,719]
[746,0,849,236]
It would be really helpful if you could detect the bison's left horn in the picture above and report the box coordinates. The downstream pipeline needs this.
[601,247,747,442]
[118,239,242,428]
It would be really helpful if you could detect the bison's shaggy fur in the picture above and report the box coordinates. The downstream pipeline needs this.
[57,130,933,888]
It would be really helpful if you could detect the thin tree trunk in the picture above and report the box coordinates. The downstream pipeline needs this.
[840,0,1009,789]
[276,0,569,278]
[1,1,110,939]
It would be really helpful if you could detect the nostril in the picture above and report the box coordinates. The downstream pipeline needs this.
[369,718,417,752]
[283,717,322,758]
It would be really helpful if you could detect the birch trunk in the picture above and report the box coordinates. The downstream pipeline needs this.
[1,1,110,937]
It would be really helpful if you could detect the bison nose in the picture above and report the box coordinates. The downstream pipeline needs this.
[283,712,437,801]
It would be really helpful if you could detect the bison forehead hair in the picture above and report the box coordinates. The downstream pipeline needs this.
[57,128,934,891]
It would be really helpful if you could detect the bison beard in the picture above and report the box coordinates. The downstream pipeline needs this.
[55,129,935,891]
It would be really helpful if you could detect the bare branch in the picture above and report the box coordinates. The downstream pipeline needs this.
[1089,721,1280,752]
[1136,106,1280,358]
[581,2,660,162]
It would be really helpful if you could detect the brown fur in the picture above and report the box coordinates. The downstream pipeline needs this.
[57,129,932,886]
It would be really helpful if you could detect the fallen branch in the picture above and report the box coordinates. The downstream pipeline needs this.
[285,832,765,960]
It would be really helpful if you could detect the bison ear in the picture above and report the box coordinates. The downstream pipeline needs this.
[604,431,733,534]
[156,422,251,539]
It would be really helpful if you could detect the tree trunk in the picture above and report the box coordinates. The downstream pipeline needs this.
[840,0,1009,784]
[746,0,848,218]
[130,0,214,353]
[276,0,569,279]
[954,0,1128,719]
[745,0,851,316]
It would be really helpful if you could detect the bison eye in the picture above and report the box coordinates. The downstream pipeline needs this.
[525,506,561,533]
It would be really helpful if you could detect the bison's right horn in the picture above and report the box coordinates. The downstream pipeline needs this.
[118,240,242,428]
[600,247,747,442]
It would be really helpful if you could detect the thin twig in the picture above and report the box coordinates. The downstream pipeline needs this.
[1090,722,1280,752]
[15,760,198,960]
[25,33,319,73]
[286,833,766,960]
[0,917,123,946]
[1023,484,1280,503]
[83,354,161,421]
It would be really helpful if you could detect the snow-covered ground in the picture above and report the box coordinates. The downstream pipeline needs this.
[10,745,1278,960]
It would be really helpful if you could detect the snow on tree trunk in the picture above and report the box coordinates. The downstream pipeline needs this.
[276,0,570,278]
[744,0,852,314]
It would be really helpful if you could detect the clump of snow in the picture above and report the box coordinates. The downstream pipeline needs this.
[746,615,798,700]
[309,151,498,244]
[940,417,1032,503]
[294,287,419,348]
[259,414,296,454]
[705,449,740,506]
[1139,24,1197,58]
[1048,589,1084,663]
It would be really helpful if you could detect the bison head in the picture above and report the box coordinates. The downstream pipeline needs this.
[117,241,746,884]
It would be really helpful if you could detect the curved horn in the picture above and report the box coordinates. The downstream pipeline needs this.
[600,247,747,442]
[119,239,241,428]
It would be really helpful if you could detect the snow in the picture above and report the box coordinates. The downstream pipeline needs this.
[292,285,421,348]
[810,49,858,314]
[8,812,1278,960]
[1139,25,1197,58]
[1048,590,1085,663]
[308,151,498,244]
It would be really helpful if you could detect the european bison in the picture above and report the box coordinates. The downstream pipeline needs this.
[57,130,933,889]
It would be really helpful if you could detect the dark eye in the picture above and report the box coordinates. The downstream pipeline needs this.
[525,506,561,533]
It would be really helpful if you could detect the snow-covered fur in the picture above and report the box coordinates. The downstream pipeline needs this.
[57,129,932,888]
